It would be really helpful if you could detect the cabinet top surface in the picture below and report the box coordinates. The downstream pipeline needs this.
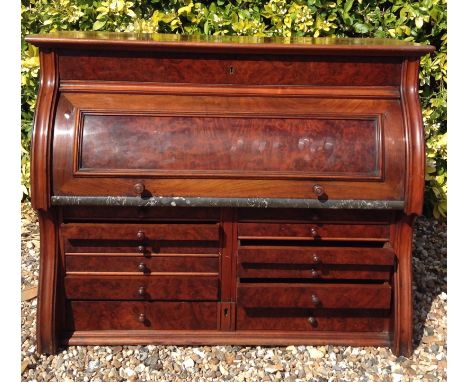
[26,31,434,56]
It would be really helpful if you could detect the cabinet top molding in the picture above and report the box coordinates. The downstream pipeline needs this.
[26,31,434,56]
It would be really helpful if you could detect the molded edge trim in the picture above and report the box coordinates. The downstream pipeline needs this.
[25,33,435,57]
[63,329,392,347]
[51,196,404,210]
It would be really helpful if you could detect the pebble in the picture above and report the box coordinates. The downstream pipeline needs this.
[20,204,447,382]
[86,360,100,373]
[308,348,325,359]
[182,358,195,369]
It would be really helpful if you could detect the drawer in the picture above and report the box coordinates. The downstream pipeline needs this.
[238,247,394,280]
[237,284,391,310]
[62,223,220,241]
[237,209,393,223]
[59,52,401,86]
[64,239,219,255]
[66,254,219,274]
[238,223,389,241]
[64,275,219,300]
[62,206,220,222]
[236,307,389,332]
[66,301,218,331]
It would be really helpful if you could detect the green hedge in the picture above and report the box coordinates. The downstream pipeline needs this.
[21,0,447,218]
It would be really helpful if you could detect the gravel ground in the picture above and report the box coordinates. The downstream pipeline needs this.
[21,203,447,381]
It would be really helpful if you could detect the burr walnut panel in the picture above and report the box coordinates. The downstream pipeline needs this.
[79,114,380,177]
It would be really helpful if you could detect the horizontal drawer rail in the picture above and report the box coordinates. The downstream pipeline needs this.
[51,196,404,210]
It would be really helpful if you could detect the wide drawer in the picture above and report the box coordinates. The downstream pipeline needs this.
[62,223,220,241]
[238,223,389,241]
[59,52,401,86]
[64,238,219,255]
[64,275,219,300]
[236,307,389,332]
[66,254,219,274]
[237,284,391,309]
[66,301,218,330]
[238,247,394,281]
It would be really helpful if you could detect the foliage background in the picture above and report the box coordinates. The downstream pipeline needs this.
[21,0,447,218]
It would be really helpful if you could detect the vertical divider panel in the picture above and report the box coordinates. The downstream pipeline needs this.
[220,208,235,330]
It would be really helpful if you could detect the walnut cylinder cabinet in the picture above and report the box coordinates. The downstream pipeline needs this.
[25,32,434,355]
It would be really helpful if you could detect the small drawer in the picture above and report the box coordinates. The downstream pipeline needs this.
[238,223,389,241]
[237,283,391,310]
[66,301,219,331]
[64,240,219,255]
[238,247,394,280]
[62,223,220,242]
[64,275,219,300]
[66,254,219,274]
[236,307,389,332]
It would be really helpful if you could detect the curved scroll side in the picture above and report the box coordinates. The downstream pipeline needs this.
[31,49,59,210]
[31,49,60,354]
[401,58,426,216]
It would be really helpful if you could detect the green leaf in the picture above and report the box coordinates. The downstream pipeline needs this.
[354,23,369,34]
[415,16,424,29]
[344,0,354,13]
[92,20,106,30]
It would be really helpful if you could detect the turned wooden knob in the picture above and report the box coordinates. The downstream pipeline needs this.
[313,184,324,196]
[138,313,146,323]
[138,262,147,272]
[311,294,320,306]
[137,230,145,240]
[310,228,318,237]
[134,183,145,195]
[138,245,145,253]
[312,254,320,264]
[138,286,146,296]
[308,317,317,326]
[310,269,319,278]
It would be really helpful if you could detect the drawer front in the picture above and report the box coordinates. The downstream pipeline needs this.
[238,247,394,280]
[66,254,219,274]
[64,239,219,255]
[66,301,218,331]
[53,93,405,201]
[236,307,388,332]
[62,223,220,241]
[62,206,220,221]
[237,284,391,309]
[238,223,389,241]
[64,275,219,300]
[59,53,401,86]
[237,209,392,223]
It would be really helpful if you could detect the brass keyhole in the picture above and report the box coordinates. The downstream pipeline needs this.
[224,308,229,317]
[229,66,235,75]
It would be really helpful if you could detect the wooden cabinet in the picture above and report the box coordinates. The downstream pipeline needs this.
[26,31,434,356]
